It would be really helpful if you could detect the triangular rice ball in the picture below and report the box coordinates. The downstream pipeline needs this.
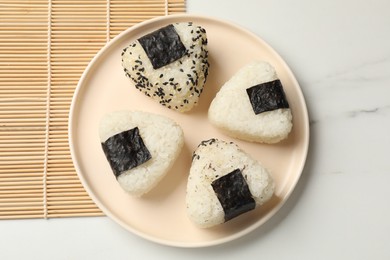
[99,110,184,197]
[186,139,274,228]
[208,61,292,143]
[122,22,209,112]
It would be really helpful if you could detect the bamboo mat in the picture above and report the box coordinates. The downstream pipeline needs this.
[0,0,185,219]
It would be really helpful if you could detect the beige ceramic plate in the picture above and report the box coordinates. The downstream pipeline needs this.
[69,14,309,247]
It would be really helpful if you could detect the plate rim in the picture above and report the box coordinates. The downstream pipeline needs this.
[68,13,310,248]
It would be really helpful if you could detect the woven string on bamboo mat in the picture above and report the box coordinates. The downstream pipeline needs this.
[0,0,186,219]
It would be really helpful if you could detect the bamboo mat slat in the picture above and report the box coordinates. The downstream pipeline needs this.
[0,0,186,219]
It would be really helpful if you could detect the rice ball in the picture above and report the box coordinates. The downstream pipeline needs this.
[208,61,292,143]
[186,138,274,228]
[99,110,184,197]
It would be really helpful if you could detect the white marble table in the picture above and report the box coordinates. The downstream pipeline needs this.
[1,1,389,259]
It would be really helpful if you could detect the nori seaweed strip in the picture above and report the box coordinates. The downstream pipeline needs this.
[138,24,187,69]
[211,169,256,222]
[246,79,289,114]
[101,127,151,178]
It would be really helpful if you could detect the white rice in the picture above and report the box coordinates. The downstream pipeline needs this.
[99,110,184,197]
[186,139,275,228]
[208,61,293,144]
[121,22,209,112]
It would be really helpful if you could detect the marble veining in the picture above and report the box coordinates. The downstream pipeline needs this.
[302,55,390,125]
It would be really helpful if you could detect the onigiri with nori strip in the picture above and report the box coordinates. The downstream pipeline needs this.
[186,138,275,228]
[121,22,209,112]
[208,61,293,143]
[99,110,184,197]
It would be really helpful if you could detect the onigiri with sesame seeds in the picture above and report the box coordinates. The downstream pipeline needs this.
[121,22,209,112]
